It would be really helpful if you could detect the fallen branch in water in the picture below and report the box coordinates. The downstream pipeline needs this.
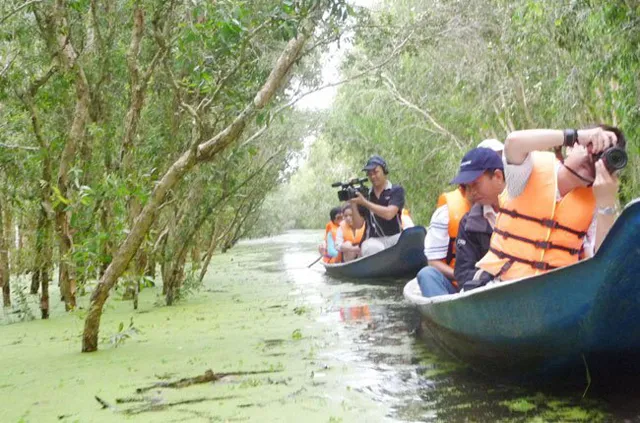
[135,368,281,393]
[121,395,236,416]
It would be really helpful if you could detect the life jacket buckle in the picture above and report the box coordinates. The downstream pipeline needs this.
[534,240,551,249]
[540,218,559,229]
[532,261,551,270]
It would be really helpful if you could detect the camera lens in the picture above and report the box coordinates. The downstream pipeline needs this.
[603,147,628,172]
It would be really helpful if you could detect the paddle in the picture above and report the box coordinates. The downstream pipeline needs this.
[307,255,323,268]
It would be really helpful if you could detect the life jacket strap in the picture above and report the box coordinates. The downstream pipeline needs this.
[493,228,581,255]
[498,208,587,238]
[489,247,558,271]
[445,237,456,265]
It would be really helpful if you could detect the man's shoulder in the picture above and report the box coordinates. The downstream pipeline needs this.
[388,184,405,195]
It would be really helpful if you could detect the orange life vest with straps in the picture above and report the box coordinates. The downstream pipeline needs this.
[339,221,365,246]
[436,188,471,268]
[323,221,342,264]
[477,151,595,281]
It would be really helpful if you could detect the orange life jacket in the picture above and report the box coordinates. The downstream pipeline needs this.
[339,221,365,246]
[477,151,595,281]
[436,188,471,268]
[323,221,342,263]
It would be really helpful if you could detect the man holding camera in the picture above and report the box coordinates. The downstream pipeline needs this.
[476,125,626,282]
[349,155,405,257]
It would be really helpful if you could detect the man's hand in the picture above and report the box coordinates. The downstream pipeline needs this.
[593,159,619,207]
[348,192,366,206]
[577,127,617,154]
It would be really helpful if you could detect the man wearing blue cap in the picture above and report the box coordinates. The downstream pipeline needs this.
[418,148,505,297]
[349,155,405,256]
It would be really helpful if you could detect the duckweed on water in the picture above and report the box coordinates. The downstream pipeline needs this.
[500,398,537,413]
[0,231,634,422]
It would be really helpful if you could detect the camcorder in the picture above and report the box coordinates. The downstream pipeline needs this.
[332,178,370,202]
[594,146,627,174]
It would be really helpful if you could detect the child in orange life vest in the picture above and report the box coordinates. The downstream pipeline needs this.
[319,206,343,263]
[336,206,365,262]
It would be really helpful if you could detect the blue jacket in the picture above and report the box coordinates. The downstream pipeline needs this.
[454,203,494,290]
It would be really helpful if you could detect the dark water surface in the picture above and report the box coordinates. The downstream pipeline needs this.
[244,230,640,422]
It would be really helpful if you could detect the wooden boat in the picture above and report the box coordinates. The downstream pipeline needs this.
[404,199,640,378]
[323,226,427,279]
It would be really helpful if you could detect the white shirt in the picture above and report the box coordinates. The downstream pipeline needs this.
[503,153,597,256]
[483,205,498,229]
[424,204,450,260]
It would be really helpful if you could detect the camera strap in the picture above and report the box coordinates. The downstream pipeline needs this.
[562,163,594,187]
[367,188,401,238]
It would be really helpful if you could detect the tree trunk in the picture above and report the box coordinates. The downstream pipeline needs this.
[0,201,10,307]
[35,155,54,318]
[82,28,312,352]
[30,269,40,295]
[50,0,92,312]
[198,224,220,283]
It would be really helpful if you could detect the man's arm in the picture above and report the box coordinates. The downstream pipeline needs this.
[593,159,619,253]
[349,186,404,222]
[428,260,455,281]
[361,200,399,220]
[504,127,618,165]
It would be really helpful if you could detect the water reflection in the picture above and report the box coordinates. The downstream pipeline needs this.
[241,230,639,422]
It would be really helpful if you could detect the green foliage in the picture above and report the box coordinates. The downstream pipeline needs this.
[291,328,303,340]
[108,317,141,348]
[0,0,352,312]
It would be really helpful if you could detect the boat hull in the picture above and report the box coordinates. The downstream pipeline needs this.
[323,226,427,279]
[404,199,640,377]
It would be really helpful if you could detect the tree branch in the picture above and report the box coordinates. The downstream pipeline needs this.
[381,73,463,150]
[0,0,42,24]
[0,143,38,151]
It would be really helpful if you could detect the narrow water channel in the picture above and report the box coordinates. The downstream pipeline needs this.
[254,230,640,422]
[2,230,640,422]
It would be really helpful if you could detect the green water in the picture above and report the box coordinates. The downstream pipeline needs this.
[1,230,639,422]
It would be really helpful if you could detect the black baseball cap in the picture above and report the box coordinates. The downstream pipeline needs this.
[362,155,387,171]
[450,148,504,184]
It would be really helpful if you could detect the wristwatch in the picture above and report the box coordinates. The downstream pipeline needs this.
[596,205,618,216]
[563,129,578,147]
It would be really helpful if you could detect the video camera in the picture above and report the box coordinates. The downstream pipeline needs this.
[594,146,627,174]
[332,177,370,202]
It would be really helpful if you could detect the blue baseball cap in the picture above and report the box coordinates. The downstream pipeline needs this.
[450,148,504,184]
[362,155,387,172]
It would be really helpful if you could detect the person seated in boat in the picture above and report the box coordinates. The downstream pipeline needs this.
[418,147,504,297]
[453,149,506,291]
[401,207,415,229]
[319,206,343,263]
[335,206,365,262]
[476,125,625,282]
[417,140,504,297]
[348,155,406,257]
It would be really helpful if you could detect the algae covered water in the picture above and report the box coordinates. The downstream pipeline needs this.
[1,230,640,422]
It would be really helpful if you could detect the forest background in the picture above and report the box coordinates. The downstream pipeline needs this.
[0,0,638,350]
[254,0,640,233]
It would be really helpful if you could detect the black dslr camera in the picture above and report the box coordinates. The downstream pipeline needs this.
[332,178,370,202]
[594,146,627,174]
